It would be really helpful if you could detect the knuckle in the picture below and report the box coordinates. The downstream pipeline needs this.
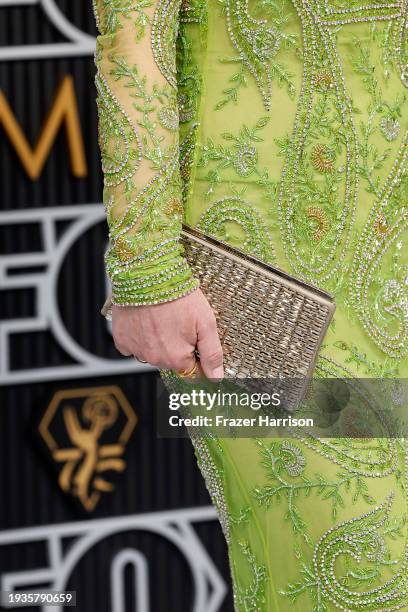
[207,310,217,325]
[170,356,193,371]
[201,316,217,333]
[203,349,223,368]
[144,350,160,365]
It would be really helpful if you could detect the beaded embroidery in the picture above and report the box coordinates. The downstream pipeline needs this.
[92,2,408,610]
[218,0,297,110]
[197,196,275,262]
[233,541,268,611]
[93,0,153,38]
[349,52,408,358]
[151,0,182,88]
[95,71,142,188]
[94,0,197,305]
[278,0,358,287]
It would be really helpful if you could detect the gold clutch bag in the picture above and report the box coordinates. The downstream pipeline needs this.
[102,225,335,404]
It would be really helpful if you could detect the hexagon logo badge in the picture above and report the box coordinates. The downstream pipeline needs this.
[39,386,137,511]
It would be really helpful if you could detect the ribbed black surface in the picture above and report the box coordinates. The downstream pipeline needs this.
[0,3,233,610]
[0,375,233,611]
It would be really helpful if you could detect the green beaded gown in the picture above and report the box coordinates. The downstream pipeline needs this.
[93,1,408,609]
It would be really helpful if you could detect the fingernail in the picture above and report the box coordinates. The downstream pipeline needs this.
[211,366,224,380]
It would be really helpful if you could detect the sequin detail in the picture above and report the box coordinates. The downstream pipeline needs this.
[197,196,275,263]
[94,0,197,305]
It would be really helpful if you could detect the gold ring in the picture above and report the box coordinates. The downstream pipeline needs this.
[177,359,198,379]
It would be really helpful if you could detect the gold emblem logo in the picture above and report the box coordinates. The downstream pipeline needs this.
[39,386,137,511]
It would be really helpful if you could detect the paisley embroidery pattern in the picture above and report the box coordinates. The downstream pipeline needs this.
[278,0,358,287]
[297,438,398,478]
[224,0,280,110]
[197,196,275,262]
[281,494,408,610]
[319,0,404,25]
[350,135,408,359]
[95,71,142,188]
[219,0,296,110]
[93,1,408,609]
[151,0,182,88]
[93,0,198,305]
[312,493,408,610]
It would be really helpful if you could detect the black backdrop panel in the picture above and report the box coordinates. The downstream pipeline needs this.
[0,2,233,610]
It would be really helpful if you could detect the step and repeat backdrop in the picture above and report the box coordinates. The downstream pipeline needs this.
[0,2,233,610]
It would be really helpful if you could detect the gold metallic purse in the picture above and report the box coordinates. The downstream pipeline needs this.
[102,225,335,403]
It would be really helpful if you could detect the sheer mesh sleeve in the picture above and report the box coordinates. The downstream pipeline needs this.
[93,0,198,306]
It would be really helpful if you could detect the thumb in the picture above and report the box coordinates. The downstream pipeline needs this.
[196,317,224,380]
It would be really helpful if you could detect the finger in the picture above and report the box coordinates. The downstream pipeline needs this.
[196,319,224,380]
[114,344,132,357]
[175,354,198,375]
[134,356,148,364]
[171,350,197,373]
[112,329,132,357]
[136,351,166,369]
[182,360,204,383]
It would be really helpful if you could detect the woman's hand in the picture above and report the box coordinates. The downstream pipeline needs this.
[111,288,224,379]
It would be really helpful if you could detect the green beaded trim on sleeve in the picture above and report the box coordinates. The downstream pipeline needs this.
[109,244,199,306]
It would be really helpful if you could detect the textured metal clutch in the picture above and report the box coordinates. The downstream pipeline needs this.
[101,225,335,404]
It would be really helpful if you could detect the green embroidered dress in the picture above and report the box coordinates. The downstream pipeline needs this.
[93,0,408,609]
